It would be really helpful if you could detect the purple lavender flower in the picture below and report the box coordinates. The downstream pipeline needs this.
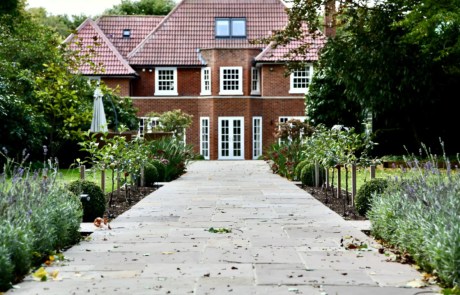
[25,153,30,161]
[410,188,415,194]
[43,145,48,155]
[22,148,27,156]
[392,163,396,168]
[395,176,398,181]
[419,148,422,154]
[28,209,32,216]
[447,225,451,230]
[2,147,7,154]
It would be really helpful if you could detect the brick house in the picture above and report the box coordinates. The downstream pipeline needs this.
[65,0,325,160]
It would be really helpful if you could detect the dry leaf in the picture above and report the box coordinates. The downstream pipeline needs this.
[162,251,174,255]
[52,270,59,279]
[74,274,83,277]
[407,279,427,288]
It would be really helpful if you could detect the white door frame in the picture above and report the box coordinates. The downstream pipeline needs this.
[252,116,262,159]
[218,116,245,160]
[200,117,210,159]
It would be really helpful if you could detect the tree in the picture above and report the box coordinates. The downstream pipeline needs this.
[257,0,459,152]
[305,67,362,130]
[26,7,93,39]
[146,109,193,142]
[0,0,26,18]
[104,0,176,16]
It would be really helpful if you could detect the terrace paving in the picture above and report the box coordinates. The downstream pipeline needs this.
[8,161,440,295]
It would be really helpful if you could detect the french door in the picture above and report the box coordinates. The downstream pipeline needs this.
[218,117,244,160]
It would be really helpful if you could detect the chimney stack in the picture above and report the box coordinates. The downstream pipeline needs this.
[324,1,336,37]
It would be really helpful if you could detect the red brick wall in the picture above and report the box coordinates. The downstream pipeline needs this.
[261,65,303,97]
[132,97,305,159]
[131,67,201,97]
[200,48,262,96]
[102,78,131,97]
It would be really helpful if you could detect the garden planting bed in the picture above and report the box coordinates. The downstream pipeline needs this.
[102,186,159,220]
[297,184,367,221]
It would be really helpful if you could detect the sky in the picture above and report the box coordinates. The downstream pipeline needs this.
[26,0,124,16]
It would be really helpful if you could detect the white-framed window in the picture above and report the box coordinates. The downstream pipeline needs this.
[155,67,178,96]
[138,117,160,137]
[253,117,262,159]
[87,76,101,86]
[138,117,186,144]
[200,117,210,159]
[289,64,313,94]
[201,67,211,95]
[219,66,243,95]
[251,67,260,95]
[278,116,308,144]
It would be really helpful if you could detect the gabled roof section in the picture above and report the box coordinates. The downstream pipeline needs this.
[255,24,326,62]
[127,0,289,65]
[96,15,165,58]
[63,18,137,76]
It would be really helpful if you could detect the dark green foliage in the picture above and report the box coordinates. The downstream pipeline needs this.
[103,95,139,131]
[148,137,193,181]
[150,159,165,182]
[104,0,176,16]
[295,160,309,181]
[355,178,388,216]
[67,180,106,222]
[144,163,159,186]
[305,72,362,130]
[300,163,324,187]
[194,154,205,160]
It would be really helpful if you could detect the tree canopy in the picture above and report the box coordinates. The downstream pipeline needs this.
[262,0,460,154]
[104,0,176,16]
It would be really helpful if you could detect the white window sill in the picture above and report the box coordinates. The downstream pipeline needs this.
[154,92,178,96]
[250,91,261,95]
[200,92,212,96]
[289,89,308,94]
[219,91,243,95]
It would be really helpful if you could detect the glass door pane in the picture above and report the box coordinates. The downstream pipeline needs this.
[233,119,241,157]
[221,120,229,157]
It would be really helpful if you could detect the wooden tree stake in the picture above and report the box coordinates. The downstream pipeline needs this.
[140,167,145,187]
[325,168,329,189]
[101,170,106,193]
[351,164,357,205]
[117,172,121,198]
[370,165,376,179]
[315,162,319,187]
[337,165,341,199]
[80,165,85,180]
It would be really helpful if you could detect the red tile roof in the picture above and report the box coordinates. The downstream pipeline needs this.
[255,24,326,62]
[63,19,136,76]
[96,15,165,58]
[127,0,290,65]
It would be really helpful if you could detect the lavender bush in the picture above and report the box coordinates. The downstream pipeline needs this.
[0,153,82,291]
[369,145,460,287]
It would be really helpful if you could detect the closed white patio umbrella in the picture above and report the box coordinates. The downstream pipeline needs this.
[90,88,108,132]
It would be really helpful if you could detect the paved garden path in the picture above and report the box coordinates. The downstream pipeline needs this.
[11,161,439,295]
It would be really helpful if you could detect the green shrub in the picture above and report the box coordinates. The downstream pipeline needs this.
[148,137,193,181]
[295,160,309,181]
[300,163,324,186]
[194,154,205,160]
[151,159,166,181]
[144,163,159,186]
[67,180,106,222]
[355,178,388,216]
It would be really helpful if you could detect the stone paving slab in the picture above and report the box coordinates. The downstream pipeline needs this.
[8,161,440,294]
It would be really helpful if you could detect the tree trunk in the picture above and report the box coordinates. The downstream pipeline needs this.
[331,169,335,199]
[345,165,349,205]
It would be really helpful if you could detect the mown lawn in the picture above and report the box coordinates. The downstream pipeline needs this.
[55,169,115,194]
[328,167,400,192]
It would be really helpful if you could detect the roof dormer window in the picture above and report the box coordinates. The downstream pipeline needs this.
[215,18,246,39]
[123,30,131,38]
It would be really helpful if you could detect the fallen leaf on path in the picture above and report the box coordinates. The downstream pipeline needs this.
[407,279,427,288]
[143,253,150,256]
[162,251,174,255]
